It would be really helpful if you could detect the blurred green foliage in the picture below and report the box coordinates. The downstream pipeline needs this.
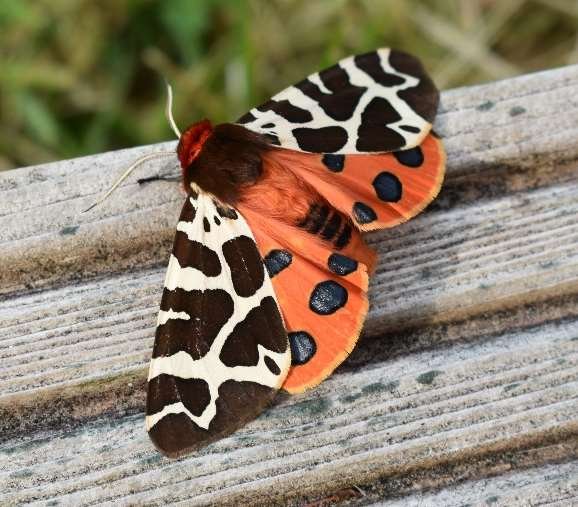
[1,0,576,170]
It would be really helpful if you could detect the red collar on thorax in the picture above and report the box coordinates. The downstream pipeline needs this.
[176,119,213,169]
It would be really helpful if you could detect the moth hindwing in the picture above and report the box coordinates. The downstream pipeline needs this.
[146,191,290,457]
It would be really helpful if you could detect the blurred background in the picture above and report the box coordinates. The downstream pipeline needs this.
[1,0,577,171]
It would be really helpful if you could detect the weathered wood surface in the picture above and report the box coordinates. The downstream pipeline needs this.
[1,64,578,506]
[376,456,578,506]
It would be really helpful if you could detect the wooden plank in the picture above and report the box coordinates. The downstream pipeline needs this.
[1,64,578,505]
[320,440,578,505]
[1,314,576,505]
[376,459,578,506]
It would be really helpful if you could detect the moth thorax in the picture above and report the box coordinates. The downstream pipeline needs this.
[177,119,213,170]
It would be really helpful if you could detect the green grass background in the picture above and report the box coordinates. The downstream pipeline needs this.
[1,0,576,170]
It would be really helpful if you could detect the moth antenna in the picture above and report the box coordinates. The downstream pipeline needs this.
[165,80,181,139]
[82,151,175,213]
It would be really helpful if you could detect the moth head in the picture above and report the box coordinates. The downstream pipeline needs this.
[177,119,213,170]
[178,122,266,205]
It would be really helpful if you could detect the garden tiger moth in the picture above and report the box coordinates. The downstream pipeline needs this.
[87,48,445,456]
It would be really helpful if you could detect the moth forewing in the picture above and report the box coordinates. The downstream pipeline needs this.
[237,48,438,154]
[146,190,290,457]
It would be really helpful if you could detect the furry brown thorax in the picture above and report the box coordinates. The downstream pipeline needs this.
[177,121,270,205]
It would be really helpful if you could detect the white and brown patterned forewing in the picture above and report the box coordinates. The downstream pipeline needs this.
[237,48,438,154]
[146,191,290,457]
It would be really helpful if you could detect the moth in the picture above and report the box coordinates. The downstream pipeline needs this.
[100,48,445,457]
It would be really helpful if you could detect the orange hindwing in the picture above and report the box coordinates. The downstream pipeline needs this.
[265,133,445,231]
[237,133,445,392]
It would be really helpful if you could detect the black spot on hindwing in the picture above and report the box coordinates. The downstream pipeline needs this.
[203,217,211,232]
[264,249,292,278]
[328,253,358,275]
[393,146,424,167]
[219,296,287,367]
[373,172,402,202]
[322,154,345,172]
[222,236,265,297]
[353,202,377,224]
[310,280,348,315]
[288,331,316,365]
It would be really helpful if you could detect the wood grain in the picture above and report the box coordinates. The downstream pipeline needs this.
[1,64,578,505]
[377,459,578,506]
